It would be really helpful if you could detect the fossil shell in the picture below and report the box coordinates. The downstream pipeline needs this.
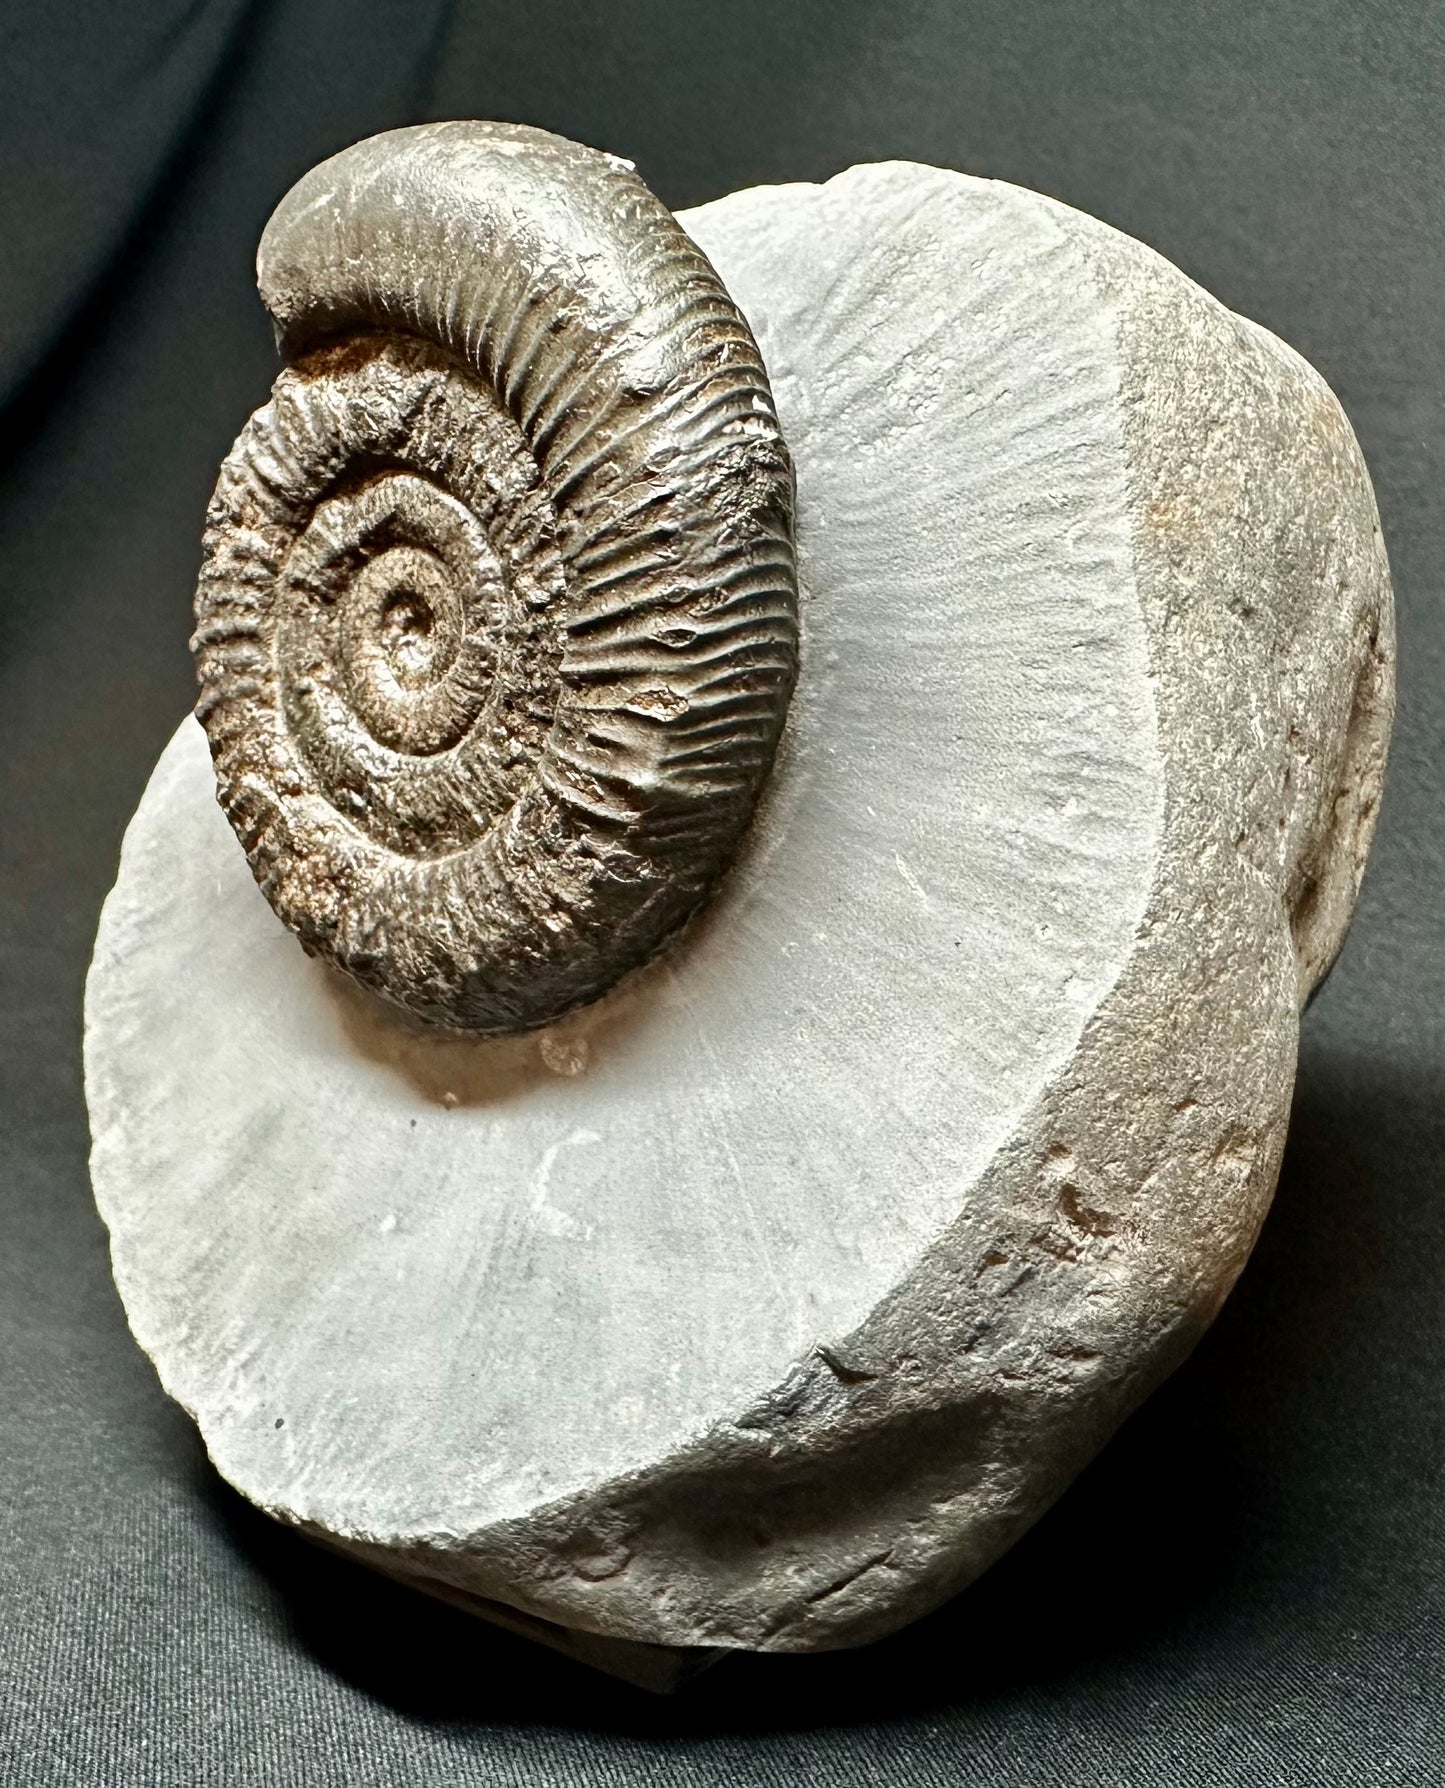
[92,158,1393,1669]
[191,123,798,1034]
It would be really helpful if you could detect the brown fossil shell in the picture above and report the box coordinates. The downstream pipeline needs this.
[191,122,798,1035]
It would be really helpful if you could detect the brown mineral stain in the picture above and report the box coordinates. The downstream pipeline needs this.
[322,952,657,1108]
[1058,1182,1121,1238]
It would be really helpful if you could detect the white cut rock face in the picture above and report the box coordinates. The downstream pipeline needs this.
[86,164,1393,1663]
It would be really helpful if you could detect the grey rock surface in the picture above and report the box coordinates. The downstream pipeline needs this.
[86,160,1393,1660]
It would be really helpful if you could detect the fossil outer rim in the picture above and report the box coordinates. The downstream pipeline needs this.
[191,121,800,1034]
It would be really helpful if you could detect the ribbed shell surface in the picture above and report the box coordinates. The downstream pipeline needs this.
[192,122,798,1033]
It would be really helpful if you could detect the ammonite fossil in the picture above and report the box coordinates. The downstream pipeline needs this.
[191,122,798,1034]
[92,146,1394,1675]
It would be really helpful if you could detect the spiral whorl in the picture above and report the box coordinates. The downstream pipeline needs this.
[191,123,798,1034]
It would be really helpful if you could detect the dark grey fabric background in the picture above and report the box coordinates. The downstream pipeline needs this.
[1,3,1440,1782]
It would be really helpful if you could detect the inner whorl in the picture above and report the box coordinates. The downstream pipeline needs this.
[191,122,799,1034]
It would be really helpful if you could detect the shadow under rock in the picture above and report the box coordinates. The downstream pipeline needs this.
[197,1044,1437,1737]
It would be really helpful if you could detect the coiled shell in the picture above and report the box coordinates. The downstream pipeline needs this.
[192,122,798,1034]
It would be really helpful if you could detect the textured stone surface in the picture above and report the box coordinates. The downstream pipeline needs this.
[86,161,1393,1662]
